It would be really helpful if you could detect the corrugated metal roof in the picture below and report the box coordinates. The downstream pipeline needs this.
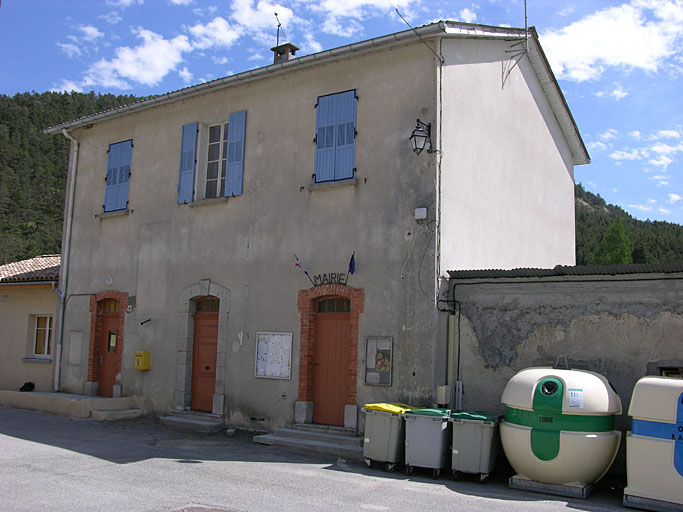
[0,255,60,283]
[44,21,588,165]
[448,263,683,280]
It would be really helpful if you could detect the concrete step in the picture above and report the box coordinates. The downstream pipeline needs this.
[294,423,357,437]
[0,391,137,419]
[91,408,143,421]
[159,415,224,434]
[253,433,363,460]
[272,428,362,447]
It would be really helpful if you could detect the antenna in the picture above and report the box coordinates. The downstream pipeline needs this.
[524,0,529,53]
[274,12,286,47]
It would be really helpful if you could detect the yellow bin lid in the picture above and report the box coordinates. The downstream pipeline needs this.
[363,403,416,414]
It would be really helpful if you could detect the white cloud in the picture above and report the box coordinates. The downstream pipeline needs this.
[649,154,674,168]
[79,25,104,42]
[80,28,192,88]
[594,84,629,100]
[178,66,193,83]
[541,0,683,82]
[651,142,681,154]
[322,17,363,37]
[106,0,143,6]
[668,193,682,204]
[610,149,642,160]
[212,56,229,65]
[459,8,478,23]
[656,129,681,139]
[599,128,619,141]
[629,130,642,140]
[52,79,84,93]
[57,43,82,59]
[558,7,574,17]
[629,203,654,212]
[660,207,672,214]
[189,17,242,49]
[587,141,609,151]
[648,198,657,204]
[100,11,123,24]
[170,0,193,4]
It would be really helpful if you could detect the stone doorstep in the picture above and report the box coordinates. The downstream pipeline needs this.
[91,408,143,421]
[253,433,364,460]
[0,391,138,419]
[293,423,357,437]
[269,428,363,447]
[159,415,224,434]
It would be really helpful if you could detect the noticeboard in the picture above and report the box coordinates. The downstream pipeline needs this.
[365,336,392,386]
[255,332,292,380]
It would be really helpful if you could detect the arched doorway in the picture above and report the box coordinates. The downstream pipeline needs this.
[88,291,128,398]
[191,296,219,412]
[312,297,351,425]
[297,285,364,428]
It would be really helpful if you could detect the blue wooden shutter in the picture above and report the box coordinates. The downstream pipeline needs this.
[178,122,197,204]
[225,110,246,197]
[314,94,337,182]
[334,90,356,180]
[104,140,132,212]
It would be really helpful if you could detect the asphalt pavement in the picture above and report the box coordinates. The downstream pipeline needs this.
[0,406,627,512]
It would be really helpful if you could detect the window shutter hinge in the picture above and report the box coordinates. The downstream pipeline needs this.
[313,136,317,145]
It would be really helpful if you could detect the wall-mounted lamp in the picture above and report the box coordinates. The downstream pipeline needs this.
[409,119,432,155]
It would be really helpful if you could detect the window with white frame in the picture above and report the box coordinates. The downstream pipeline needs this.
[177,110,247,203]
[205,123,229,198]
[33,315,52,356]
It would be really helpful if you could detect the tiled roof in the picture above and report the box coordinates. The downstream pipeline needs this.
[0,255,61,283]
[448,263,683,280]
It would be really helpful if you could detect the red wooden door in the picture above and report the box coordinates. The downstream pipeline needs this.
[191,301,218,412]
[99,313,120,398]
[313,307,351,426]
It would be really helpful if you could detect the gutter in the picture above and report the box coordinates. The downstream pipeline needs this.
[45,22,448,136]
[51,128,79,392]
[0,280,58,286]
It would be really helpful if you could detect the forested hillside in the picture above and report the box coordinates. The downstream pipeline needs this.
[575,183,683,265]
[0,91,138,264]
[1,92,682,266]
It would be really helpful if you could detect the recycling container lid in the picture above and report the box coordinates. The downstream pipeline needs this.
[450,410,499,423]
[363,403,416,414]
[501,367,622,415]
[628,376,683,423]
[405,408,450,417]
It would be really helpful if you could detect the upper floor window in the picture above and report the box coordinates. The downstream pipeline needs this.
[314,90,357,183]
[177,110,247,204]
[104,140,132,212]
[33,315,53,356]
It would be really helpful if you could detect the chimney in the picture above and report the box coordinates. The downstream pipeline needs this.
[271,43,300,64]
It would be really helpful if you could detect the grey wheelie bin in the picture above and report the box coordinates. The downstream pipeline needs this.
[403,408,451,479]
[362,403,415,472]
[449,411,500,483]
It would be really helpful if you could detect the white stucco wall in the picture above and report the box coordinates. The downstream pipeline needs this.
[439,38,577,272]
[0,285,57,391]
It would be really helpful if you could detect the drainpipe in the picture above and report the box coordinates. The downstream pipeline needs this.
[52,128,79,392]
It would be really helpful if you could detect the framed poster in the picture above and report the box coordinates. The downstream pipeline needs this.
[365,336,392,386]
[255,332,292,380]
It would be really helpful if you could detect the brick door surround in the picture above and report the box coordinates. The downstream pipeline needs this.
[87,290,128,397]
[297,285,364,410]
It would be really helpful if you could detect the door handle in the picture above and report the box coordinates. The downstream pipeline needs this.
[205,366,210,370]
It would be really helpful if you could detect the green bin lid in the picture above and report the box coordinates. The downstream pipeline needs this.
[405,408,450,417]
[450,410,498,422]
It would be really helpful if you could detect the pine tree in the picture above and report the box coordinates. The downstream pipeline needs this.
[593,218,633,265]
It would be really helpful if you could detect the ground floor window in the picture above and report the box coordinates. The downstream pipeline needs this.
[33,315,52,356]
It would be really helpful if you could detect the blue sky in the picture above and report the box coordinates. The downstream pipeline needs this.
[1,0,682,224]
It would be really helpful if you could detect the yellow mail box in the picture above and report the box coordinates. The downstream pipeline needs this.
[134,350,150,371]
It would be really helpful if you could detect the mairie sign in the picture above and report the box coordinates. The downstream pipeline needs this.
[313,273,348,286]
